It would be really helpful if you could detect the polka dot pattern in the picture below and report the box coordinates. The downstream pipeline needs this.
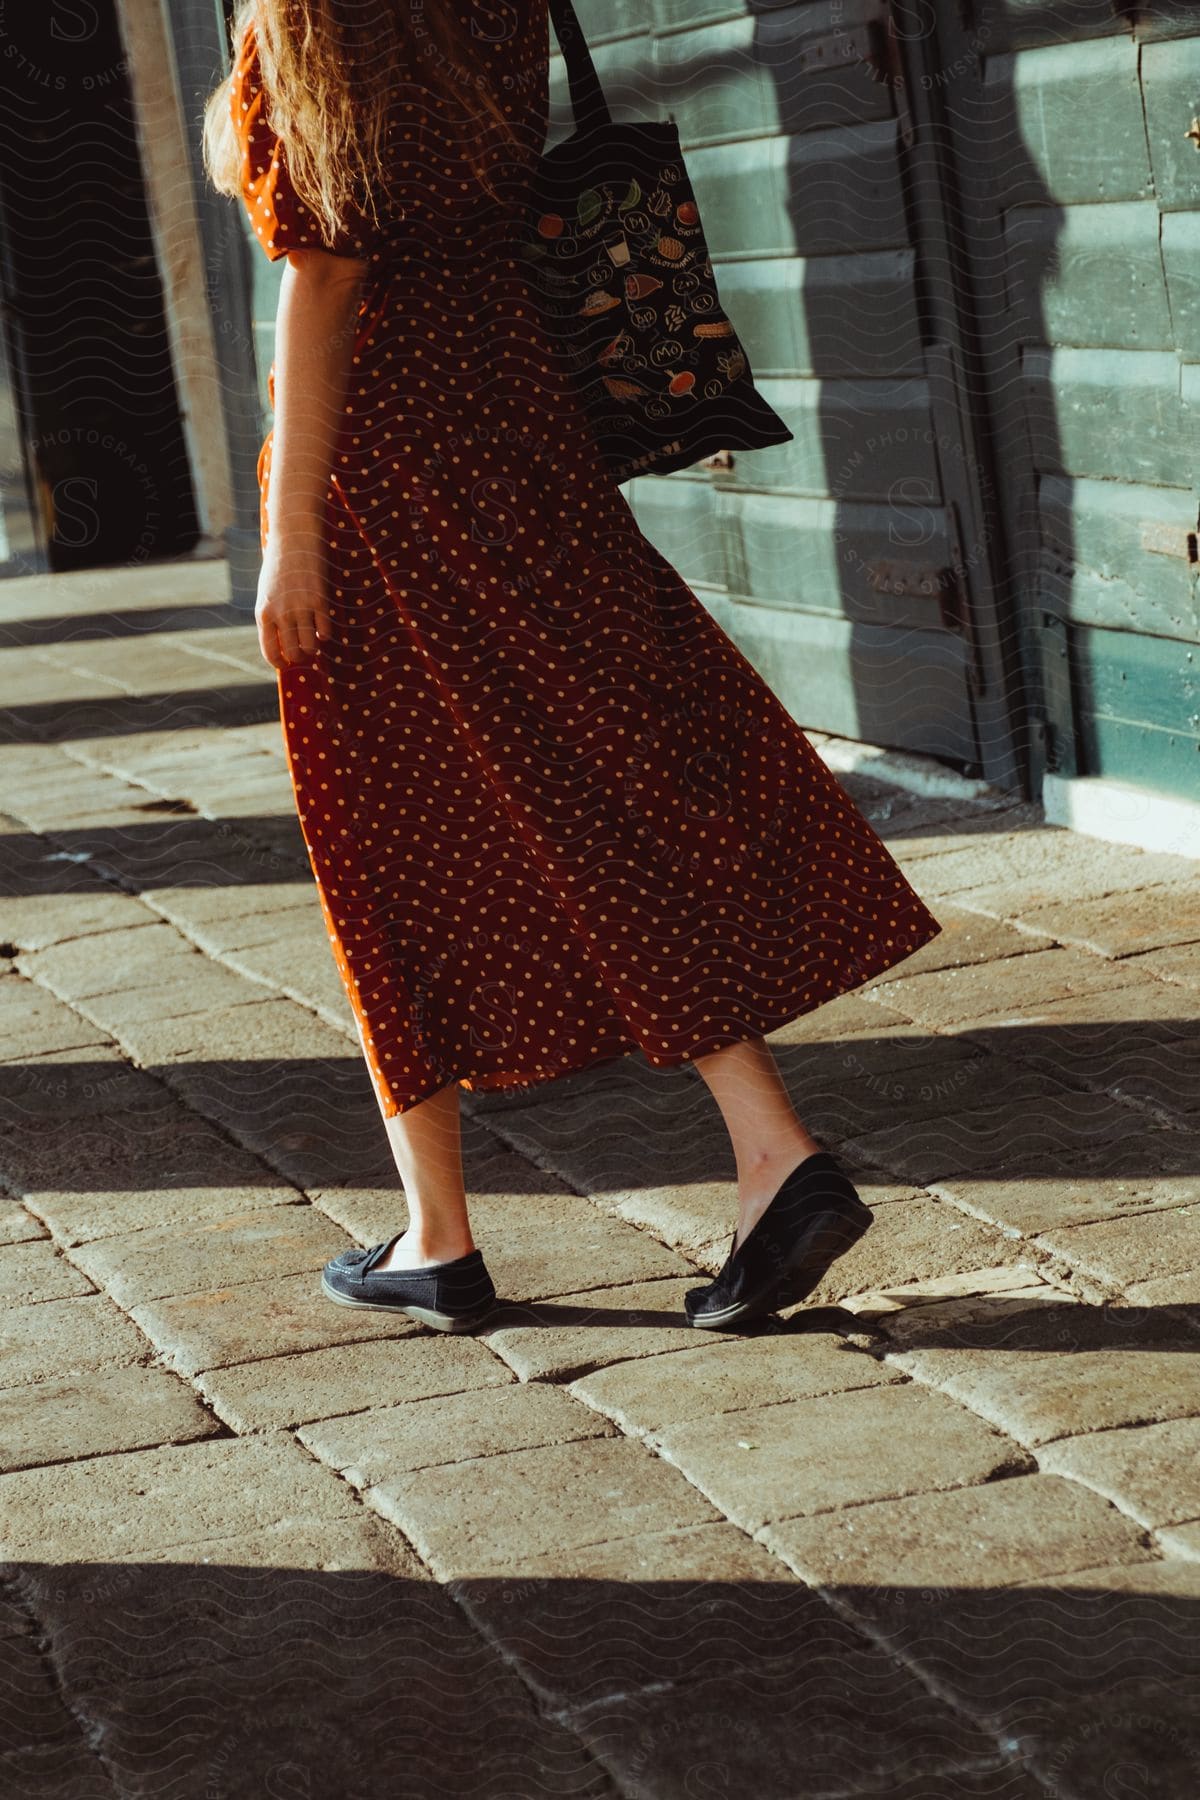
[232,8,943,1117]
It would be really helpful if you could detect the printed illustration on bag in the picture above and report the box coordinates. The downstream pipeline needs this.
[523,164,748,437]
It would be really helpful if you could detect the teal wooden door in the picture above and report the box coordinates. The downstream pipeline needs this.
[564,1,1026,786]
[928,0,1200,802]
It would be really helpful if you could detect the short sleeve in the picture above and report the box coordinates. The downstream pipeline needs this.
[230,23,380,262]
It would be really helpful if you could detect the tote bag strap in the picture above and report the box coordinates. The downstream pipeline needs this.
[546,0,612,131]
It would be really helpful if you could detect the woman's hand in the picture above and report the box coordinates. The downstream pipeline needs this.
[255,535,333,670]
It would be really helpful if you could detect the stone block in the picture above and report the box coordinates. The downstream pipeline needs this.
[0,1201,42,1246]
[868,1285,1181,1355]
[481,1277,729,1382]
[131,1271,423,1376]
[846,1088,1149,1190]
[0,974,110,1060]
[0,1740,122,1798]
[1127,942,1200,989]
[930,1130,1200,1234]
[649,1382,1030,1534]
[0,1241,92,1306]
[1016,883,1200,959]
[1035,1208,1200,1294]
[868,946,1144,1032]
[1156,1519,1200,1558]
[891,1346,1200,1448]
[0,1432,356,1562]
[763,1473,1151,1592]
[17,924,219,1002]
[1040,1418,1200,1530]
[301,1382,613,1484]
[0,1631,83,1760]
[801,1196,1029,1308]
[1024,1687,1200,1800]
[71,1205,349,1307]
[864,901,1055,975]
[904,827,1196,912]
[0,1367,220,1474]
[3,1104,300,1246]
[367,1436,721,1578]
[0,1049,161,1123]
[197,1335,514,1433]
[955,981,1200,1124]
[449,1522,799,1707]
[0,1294,148,1390]
[569,1332,899,1434]
[567,1661,998,1800]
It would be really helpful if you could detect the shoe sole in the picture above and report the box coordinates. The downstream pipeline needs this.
[321,1274,495,1334]
[687,1205,873,1330]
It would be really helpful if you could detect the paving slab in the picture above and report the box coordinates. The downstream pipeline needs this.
[1156,1519,1200,1559]
[806,1555,1200,1745]
[952,981,1200,1125]
[0,973,111,1059]
[0,1739,121,1799]
[0,1200,43,1246]
[648,1381,1031,1535]
[0,1048,163,1123]
[868,945,1146,1033]
[0,1432,358,1562]
[1034,1208,1200,1296]
[302,1382,614,1484]
[1126,942,1200,989]
[0,1240,92,1306]
[1039,1418,1200,1531]
[1024,1686,1200,1800]
[1014,883,1200,960]
[0,1366,220,1474]
[763,1472,1151,1593]
[196,1334,515,1432]
[449,1520,805,1707]
[131,1269,425,1375]
[0,1294,149,1390]
[3,1104,301,1245]
[569,1333,899,1434]
[865,1285,1186,1355]
[38,1618,611,1800]
[902,827,1196,912]
[928,1130,1200,1235]
[366,1435,722,1578]
[1123,1268,1200,1316]
[0,1630,86,1762]
[17,923,229,1002]
[480,1277,737,1382]
[852,899,1055,974]
[70,1205,350,1307]
[845,1088,1161,1191]
[566,1659,1000,1800]
[890,1345,1200,1448]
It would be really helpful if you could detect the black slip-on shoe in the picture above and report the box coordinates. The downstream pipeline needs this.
[321,1237,497,1333]
[684,1151,873,1330]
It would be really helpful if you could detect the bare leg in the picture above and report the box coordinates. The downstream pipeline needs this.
[370,1081,478,1270]
[692,1036,825,1253]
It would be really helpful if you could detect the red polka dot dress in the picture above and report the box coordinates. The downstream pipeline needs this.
[231,7,942,1117]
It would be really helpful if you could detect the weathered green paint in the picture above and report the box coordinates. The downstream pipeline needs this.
[983,37,1153,206]
[1004,201,1174,350]
[749,376,940,501]
[685,119,907,256]
[715,252,923,377]
[1161,211,1200,359]
[702,593,978,764]
[978,2,1129,53]
[1140,36,1200,210]
[1038,475,1199,639]
[1022,348,1188,487]
[1073,625,1200,799]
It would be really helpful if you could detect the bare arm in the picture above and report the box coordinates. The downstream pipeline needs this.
[256,249,366,670]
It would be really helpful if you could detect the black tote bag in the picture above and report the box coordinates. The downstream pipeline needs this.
[522,0,794,483]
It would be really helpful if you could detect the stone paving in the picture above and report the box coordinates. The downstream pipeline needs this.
[1,562,1199,1798]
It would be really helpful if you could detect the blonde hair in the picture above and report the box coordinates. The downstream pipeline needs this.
[203,1,522,244]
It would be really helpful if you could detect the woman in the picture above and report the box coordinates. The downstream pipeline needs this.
[204,0,942,1336]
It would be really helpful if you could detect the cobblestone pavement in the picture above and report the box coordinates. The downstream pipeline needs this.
[2,563,1199,1799]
